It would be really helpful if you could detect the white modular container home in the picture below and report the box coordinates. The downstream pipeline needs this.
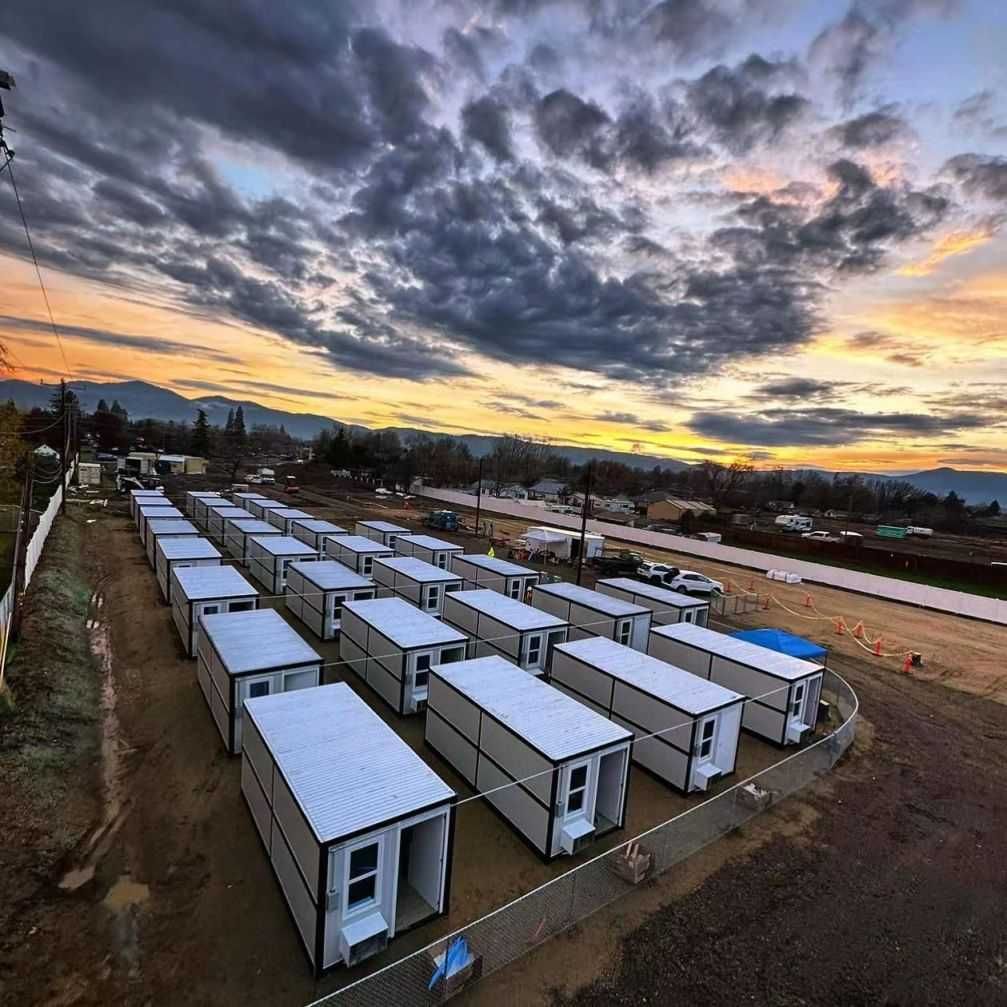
[155,536,222,603]
[246,498,287,522]
[193,495,233,528]
[325,535,394,576]
[206,505,252,542]
[549,637,743,793]
[196,608,321,755]
[144,517,199,567]
[129,488,164,519]
[285,561,376,640]
[595,577,710,628]
[531,582,652,651]
[267,507,312,533]
[223,517,280,563]
[171,565,259,658]
[291,518,347,551]
[232,491,268,508]
[648,623,825,746]
[136,504,183,545]
[427,657,632,860]
[354,520,409,548]
[247,535,319,595]
[371,556,463,616]
[184,490,220,518]
[339,597,468,715]
[440,590,569,676]
[394,534,463,571]
[241,683,456,975]
[450,553,539,600]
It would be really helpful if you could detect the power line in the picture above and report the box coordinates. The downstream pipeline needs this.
[5,157,72,377]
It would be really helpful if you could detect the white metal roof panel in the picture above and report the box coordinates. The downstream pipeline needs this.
[456,553,536,577]
[206,498,246,512]
[556,637,741,714]
[244,683,454,843]
[528,526,604,541]
[225,518,277,534]
[147,518,199,536]
[291,519,347,535]
[233,492,268,501]
[255,499,287,511]
[130,489,164,498]
[290,560,373,591]
[343,597,467,648]
[331,535,393,554]
[249,535,318,557]
[358,520,409,534]
[433,657,631,760]
[373,556,461,583]
[397,534,462,553]
[186,491,220,500]
[597,577,707,609]
[201,608,319,673]
[173,564,257,601]
[206,506,249,520]
[446,589,567,631]
[137,503,182,516]
[535,582,647,617]
[157,537,221,561]
[137,506,183,522]
[652,623,825,681]
[272,508,311,520]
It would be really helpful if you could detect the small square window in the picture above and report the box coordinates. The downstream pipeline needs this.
[416,654,432,672]
[362,558,373,574]
[570,766,587,790]
[350,844,378,876]
[248,681,270,699]
[348,876,376,907]
[415,670,429,690]
[202,604,220,616]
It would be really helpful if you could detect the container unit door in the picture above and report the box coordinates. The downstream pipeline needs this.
[785,677,817,743]
[325,836,391,968]
[409,652,433,712]
[556,760,597,855]
[691,716,719,791]
[522,633,544,675]
[234,675,274,752]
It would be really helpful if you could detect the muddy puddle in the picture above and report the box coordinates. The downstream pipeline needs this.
[58,589,132,894]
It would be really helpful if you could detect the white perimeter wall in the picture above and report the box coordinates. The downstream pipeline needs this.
[418,487,1007,625]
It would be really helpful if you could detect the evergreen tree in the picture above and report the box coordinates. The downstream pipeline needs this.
[191,408,211,457]
[233,405,247,445]
[96,398,109,413]
[110,400,128,420]
[225,408,235,433]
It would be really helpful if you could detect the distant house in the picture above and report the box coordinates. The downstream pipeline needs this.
[646,498,717,523]
[529,478,568,501]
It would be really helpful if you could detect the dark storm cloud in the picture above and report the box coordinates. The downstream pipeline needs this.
[714,159,947,274]
[685,57,810,153]
[754,377,846,399]
[495,392,564,409]
[689,405,988,447]
[461,96,514,161]
[0,314,241,363]
[943,154,1007,202]
[598,411,671,432]
[832,107,907,148]
[952,91,1007,139]
[534,89,610,164]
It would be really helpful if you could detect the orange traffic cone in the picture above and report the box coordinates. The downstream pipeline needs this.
[834,617,846,635]
[873,637,883,656]
[803,593,813,608]
[902,652,912,674]
[761,594,771,610]
[852,621,865,639]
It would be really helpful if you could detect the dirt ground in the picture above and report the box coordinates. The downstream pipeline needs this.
[2,489,1007,1007]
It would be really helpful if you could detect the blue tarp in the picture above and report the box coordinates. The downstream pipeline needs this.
[731,628,827,663]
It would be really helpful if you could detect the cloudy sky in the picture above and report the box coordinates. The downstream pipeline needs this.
[2,0,1007,471]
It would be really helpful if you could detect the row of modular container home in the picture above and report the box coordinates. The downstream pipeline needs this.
[132,488,829,977]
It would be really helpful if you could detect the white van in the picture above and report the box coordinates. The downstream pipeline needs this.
[774,515,813,532]
[906,526,933,538]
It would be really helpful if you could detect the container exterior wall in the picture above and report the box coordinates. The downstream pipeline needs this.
[477,755,551,857]
[171,594,192,656]
[647,634,714,678]
[269,791,320,968]
[479,717,553,806]
[195,632,231,750]
[549,652,614,710]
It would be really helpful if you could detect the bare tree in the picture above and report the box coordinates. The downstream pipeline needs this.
[699,460,753,510]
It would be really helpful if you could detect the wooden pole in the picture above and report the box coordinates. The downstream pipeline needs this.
[474,457,483,541]
[59,379,67,514]
[10,454,33,642]
[576,462,593,586]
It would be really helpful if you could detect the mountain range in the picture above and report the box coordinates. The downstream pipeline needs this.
[6,379,1005,503]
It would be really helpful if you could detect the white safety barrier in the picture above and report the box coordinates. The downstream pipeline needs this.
[417,487,1007,626]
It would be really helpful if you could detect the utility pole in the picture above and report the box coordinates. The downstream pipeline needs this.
[576,462,593,586]
[11,453,33,642]
[474,457,483,541]
[59,379,68,513]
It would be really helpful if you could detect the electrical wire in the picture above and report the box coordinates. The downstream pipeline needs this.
[5,157,72,377]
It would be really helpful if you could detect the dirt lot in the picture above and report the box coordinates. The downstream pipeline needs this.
[2,489,1006,1006]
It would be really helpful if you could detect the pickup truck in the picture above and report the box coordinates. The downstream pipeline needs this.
[590,550,645,576]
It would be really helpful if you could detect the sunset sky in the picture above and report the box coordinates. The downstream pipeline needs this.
[2,0,1007,471]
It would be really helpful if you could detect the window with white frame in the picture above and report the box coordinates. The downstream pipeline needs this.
[440,646,464,664]
[414,653,432,691]
[526,634,542,667]
[346,841,380,911]
[201,604,220,616]
[566,763,589,818]
[791,682,805,718]
[331,592,347,616]
[247,679,270,699]
[437,554,447,569]
[362,557,374,574]
[229,600,254,612]
[426,585,440,610]
[508,580,521,599]
[698,717,716,759]
[617,619,632,645]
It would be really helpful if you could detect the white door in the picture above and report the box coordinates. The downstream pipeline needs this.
[524,633,542,670]
[564,761,592,823]
[789,681,808,729]
[695,716,717,766]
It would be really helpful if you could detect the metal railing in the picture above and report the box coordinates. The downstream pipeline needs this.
[311,669,858,1006]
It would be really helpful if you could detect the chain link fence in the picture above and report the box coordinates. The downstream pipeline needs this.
[312,669,858,1006]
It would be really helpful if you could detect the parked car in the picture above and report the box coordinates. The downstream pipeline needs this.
[636,561,680,585]
[591,550,645,576]
[801,530,838,542]
[667,570,724,595]
[838,530,863,540]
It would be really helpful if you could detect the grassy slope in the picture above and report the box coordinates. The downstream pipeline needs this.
[0,515,99,888]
